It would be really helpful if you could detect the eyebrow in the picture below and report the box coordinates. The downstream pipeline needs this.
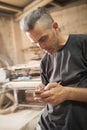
[32,34,48,44]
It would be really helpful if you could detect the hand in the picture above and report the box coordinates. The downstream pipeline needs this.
[35,82,68,105]
[34,83,45,92]
[33,83,45,102]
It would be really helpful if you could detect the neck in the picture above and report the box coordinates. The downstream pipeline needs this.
[59,33,68,44]
[56,31,69,50]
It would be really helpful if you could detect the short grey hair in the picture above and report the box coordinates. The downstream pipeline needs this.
[20,7,54,32]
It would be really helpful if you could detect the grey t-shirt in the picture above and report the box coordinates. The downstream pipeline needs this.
[39,34,87,130]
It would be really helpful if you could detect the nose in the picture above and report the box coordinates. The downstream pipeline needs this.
[37,43,46,50]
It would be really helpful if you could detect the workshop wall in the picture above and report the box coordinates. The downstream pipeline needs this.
[51,2,87,34]
[0,14,24,66]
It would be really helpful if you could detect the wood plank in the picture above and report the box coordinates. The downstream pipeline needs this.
[15,0,53,21]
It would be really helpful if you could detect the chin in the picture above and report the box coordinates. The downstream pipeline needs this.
[44,49,56,55]
[48,51,55,55]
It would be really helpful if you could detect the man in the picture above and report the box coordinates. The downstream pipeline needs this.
[20,7,87,130]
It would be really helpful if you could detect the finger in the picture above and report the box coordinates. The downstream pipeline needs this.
[33,89,44,97]
[44,82,58,90]
[40,90,52,98]
[41,96,53,104]
[35,83,45,91]
[41,95,58,106]
[34,97,43,103]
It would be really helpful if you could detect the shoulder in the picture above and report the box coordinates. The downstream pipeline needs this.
[67,34,87,48]
[70,34,87,41]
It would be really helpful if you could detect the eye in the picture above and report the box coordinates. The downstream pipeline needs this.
[38,35,48,43]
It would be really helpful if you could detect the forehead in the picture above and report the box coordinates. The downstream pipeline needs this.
[27,22,48,41]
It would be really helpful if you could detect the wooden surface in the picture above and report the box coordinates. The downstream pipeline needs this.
[0,109,42,130]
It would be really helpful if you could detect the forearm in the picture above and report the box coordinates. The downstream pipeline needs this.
[66,87,87,102]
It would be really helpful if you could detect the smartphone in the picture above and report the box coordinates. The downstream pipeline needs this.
[35,90,44,94]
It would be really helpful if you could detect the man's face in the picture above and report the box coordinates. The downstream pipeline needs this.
[26,22,59,54]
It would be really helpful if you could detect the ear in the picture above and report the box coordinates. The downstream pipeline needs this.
[52,22,58,30]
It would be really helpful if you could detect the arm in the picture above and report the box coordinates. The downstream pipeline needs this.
[65,86,87,102]
[34,82,87,105]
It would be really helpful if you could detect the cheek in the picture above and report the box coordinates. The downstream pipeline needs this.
[49,32,56,44]
[49,37,56,47]
[52,34,58,45]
